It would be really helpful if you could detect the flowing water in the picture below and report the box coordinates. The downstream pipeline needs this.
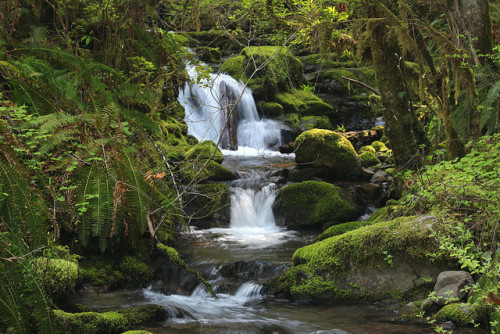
[77,60,482,333]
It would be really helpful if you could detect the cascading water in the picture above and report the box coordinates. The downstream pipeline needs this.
[179,59,287,155]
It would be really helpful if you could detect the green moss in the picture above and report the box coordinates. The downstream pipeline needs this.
[54,310,127,334]
[267,215,447,302]
[315,66,375,96]
[34,257,79,296]
[371,140,388,152]
[122,331,154,334]
[157,243,185,266]
[119,256,153,286]
[276,89,333,116]
[195,46,221,63]
[434,304,482,327]
[54,305,166,334]
[185,140,224,164]
[299,116,333,130]
[273,181,357,229]
[168,32,189,46]
[294,129,361,178]
[360,151,381,167]
[178,160,235,183]
[220,46,303,100]
[359,145,376,154]
[259,102,284,117]
[78,259,124,288]
[317,221,371,241]
[298,54,357,68]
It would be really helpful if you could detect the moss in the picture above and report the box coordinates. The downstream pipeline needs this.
[259,101,284,117]
[54,305,166,334]
[434,304,482,327]
[315,66,376,96]
[360,151,381,167]
[294,129,361,178]
[185,140,224,164]
[178,159,235,183]
[169,33,189,46]
[317,221,372,241]
[267,215,447,302]
[220,46,303,100]
[157,243,185,266]
[298,54,357,68]
[273,181,357,229]
[78,259,124,289]
[122,331,154,334]
[359,145,376,154]
[34,257,79,296]
[276,89,333,116]
[299,116,333,131]
[54,310,127,334]
[195,46,221,63]
[371,140,389,152]
[119,256,153,287]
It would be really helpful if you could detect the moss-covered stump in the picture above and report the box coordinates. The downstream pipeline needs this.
[294,129,362,179]
[185,140,224,164]
[54,305,167,334]
[272,181,358,229]
[265,215,451,302]
[276,89,333,117]
[183,183,230,228]
[220,46,303,100]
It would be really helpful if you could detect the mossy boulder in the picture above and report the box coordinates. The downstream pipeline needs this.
[185,140,224,164]
[220,46,303,100]
[259,101,284,118]
[54,305,167,334]
[359,151,381,167]
[183,183,230,228]
[317,221,372,241]
[294,129,362,179]
[276,89,333,117]
[434,304,482,327]
[273,181,358,230]
[118,256,154,287]
[78,259,124,289]
[179,159,235,183]
[265,215,451,302]
[359,145,376,154]
[371,140,389,152]
[34,257,79,296]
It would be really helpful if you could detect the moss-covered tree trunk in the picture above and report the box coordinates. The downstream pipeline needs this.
[367,15,428,169]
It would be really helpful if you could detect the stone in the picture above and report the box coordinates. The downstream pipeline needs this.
[278,142,295,154]
[433,271,474,306]
[370,170,388,183]
[294,129,362,179]
[273,181,359,229]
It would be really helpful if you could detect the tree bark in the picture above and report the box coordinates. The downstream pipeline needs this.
[367,13,428,169]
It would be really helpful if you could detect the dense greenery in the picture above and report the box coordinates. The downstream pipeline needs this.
[0,0,498,333]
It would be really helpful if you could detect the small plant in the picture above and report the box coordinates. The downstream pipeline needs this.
[383,250,393,267]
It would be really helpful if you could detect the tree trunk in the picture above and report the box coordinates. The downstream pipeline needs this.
[445,0,493,65]
[367,15,428,169]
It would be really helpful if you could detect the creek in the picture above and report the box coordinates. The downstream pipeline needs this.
[76,60,480,334]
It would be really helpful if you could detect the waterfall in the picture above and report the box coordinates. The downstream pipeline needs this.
[179,61,286,153]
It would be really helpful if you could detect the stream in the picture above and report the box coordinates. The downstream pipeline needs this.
[76,59,482,334]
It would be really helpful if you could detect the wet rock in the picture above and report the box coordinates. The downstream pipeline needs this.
[278,142,295,154]
[360,167,375,180]
[311,330,352,334]
[433,271,474,306]
[370,170,388,183]
[356,183,381,202]
[219,261,290,281]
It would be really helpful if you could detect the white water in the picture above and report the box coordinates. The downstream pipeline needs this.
[179,61,287,154]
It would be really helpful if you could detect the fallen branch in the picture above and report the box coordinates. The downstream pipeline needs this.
[341,76,379,95]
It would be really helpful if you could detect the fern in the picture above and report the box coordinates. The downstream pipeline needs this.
[479,79,500,134]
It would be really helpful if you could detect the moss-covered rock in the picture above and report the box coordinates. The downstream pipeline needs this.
[294,129,361,179]
[34,257,79,296]
[179,159,235,183]
[371,140,389,152]
[317,221,372,241]
[119,256,154,287]
[54,305,167,334]
[259,101,284,118]
[265,215,451,302]
[273,181,358,229]
[185,140,224,164]
[220,46,303,100]
[434,303,482,327]
[359,145,376,154]
[276,89,333,116]
[195,46,221,63]
[122,331,154,334]
[78,259,124,289]
[360,151,381,167]
[183,183,230,228]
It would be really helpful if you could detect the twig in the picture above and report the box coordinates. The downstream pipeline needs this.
[0,246,46,263]
[341,76,379,95]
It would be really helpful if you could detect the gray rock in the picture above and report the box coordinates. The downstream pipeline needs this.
[433,271,474,306]
[310,330,352,334]
[370,170,388,183]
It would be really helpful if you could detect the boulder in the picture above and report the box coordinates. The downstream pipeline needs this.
[359,151,380,167]
[273,181,359,229]
[265,215,452,302]
[433,271,474,306]
[294,129,362,179]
